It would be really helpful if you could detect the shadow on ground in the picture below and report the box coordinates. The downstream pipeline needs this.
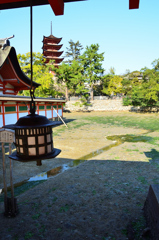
[0,155,158,240]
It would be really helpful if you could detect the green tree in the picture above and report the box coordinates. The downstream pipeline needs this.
[69,60,89,105]
[109,67,115,75]
[122,71,141,96]
[80,43,104,101]
[130,67,159,109]
[122,64,159,110]
[151,58,159,71]
[54,60,89,104]
[17,52,43,75]
[54,62,72,101]
[102,75,123,96]
[65,39,83,63]
[17,52,59,97]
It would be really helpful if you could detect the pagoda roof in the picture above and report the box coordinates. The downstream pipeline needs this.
[0,46,40,91]
[44,60,61,67]
[43,35,62,44]
[43,50,63,56]
[43,35,62,40]
[42,44,63,51]
[43,56,64,63]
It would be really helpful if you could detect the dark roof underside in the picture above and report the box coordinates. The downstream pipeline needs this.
[0,0,85,10]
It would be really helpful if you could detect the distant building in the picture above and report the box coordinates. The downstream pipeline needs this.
[42,25,64,67]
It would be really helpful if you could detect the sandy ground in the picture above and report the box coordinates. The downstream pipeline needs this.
[0,111,159,239]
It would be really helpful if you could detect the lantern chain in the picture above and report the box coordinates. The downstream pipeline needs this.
[29,0,35,115]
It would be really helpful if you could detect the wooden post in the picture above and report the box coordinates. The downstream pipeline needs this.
[16,102,19,120]
[2,142,8,214]
[9,143,15,214]
[45,103,47,117]
[0,129,18,217]
[2,102,5,126]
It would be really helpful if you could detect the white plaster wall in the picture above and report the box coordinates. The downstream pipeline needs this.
[39,111,45,117]
[53,110,57,117]
[19,112,28,118]
[0,115,3,127]
[5,113,17,125]
[58,109,62,116]
[47,110,52,118]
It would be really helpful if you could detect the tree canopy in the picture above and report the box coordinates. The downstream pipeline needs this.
[122,65,159,110]
[65,39,83,64]
[17,52,59,98]
[80,44,104,100]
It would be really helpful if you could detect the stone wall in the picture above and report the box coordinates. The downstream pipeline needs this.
[64,99,132,112]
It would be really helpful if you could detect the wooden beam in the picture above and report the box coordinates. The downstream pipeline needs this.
[48,0,64,15]
[0,0,64,15]
[129,0,140,9]
[0,0,25,3]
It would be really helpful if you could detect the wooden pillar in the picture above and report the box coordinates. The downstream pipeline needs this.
[2,102,5,126]
[16,102,19,120]
[45,102,47,117]
[27,104,30,114]
[51,104,53,119]
[62,103,63,117]
[57,103,59,120]
[37,102,39,115]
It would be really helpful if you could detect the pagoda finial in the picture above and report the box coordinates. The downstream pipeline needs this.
[51,21,52,35]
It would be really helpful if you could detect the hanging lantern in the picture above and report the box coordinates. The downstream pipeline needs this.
[3,100,61,166]
[2,2,62,166]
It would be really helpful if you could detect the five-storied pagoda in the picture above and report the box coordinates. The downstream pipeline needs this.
[42,23,64,67]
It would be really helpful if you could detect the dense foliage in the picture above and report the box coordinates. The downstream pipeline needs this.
[80,44,104,100]
[17,40,159,110]
[122,63,159,110]
[17,53,59,97]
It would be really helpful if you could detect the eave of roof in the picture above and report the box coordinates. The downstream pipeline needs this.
[0,46,40,89]
[0,94,66,103]
[43,35,62,41]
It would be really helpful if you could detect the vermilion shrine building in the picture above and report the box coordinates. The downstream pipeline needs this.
[0,39,65,127]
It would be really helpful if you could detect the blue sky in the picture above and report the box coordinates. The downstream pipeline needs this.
[1,0,159,75]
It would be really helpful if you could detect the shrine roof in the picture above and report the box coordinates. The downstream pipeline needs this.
[0,46,40,91]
